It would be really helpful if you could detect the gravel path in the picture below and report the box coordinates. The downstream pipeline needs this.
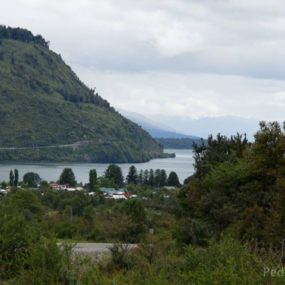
[58,242,137,257]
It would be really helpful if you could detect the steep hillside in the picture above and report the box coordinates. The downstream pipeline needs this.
[0,26,165,162]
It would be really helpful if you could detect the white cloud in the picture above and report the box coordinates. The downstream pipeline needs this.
[73,65,285,122]
[1,0,285,134]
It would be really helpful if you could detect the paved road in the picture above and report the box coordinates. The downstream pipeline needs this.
[0,141,83,151]
[0,140,108,151]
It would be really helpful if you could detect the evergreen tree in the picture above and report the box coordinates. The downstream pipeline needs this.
[89,169,97,191]
[148,169,155,186]
[154,169,161,187]
[138,170,144,184]
[167,171,180,187]
[59,168,76,187]
[159,169,167,187]
[143,169,149,185]
[14,169,19,187]
[105,164,124,187]
[9,170,14,187]
[126,165,138,185]
[0,25,49,48]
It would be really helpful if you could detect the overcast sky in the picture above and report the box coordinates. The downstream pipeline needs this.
[2,0,285,133]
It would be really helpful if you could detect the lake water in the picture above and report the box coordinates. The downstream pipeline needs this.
[0,149,195,184]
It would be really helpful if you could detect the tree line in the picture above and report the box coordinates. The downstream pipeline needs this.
[1,165,181,190]
[58,164,181,189]
[0,25,49,48]
[57,87,111,108]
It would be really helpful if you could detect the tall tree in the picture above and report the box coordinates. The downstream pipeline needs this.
[143,169,149,185]
[138,170,144,185]
[89,169,98,191]
[14,169,19,187]
[105,164,124,187]
[154,169,161,187]
[9,170,14,187]
[126,165,138,185]
[59,168,76,187]
[148,169,155,186]
[159,169,167,187]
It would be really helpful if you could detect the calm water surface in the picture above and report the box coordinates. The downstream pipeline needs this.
[0,149,194,184]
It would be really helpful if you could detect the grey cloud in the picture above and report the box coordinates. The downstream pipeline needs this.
[3,0,285,79]
[1,0,285,129]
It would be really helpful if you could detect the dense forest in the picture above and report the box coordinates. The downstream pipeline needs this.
[1,121,285,284]
[0,25,49,48]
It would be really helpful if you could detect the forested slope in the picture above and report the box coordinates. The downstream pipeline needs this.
[0,26,165,162]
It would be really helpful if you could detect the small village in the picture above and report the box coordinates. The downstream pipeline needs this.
[0,165,179,200]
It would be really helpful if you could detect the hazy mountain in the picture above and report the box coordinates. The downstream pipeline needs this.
[119,109,200,139]
[155,116,261,140]
[0,26,166,162]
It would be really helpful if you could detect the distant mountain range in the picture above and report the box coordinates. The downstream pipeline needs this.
[157,116,260,140]
[119,110,260,141]
[120,110,261,148]
[119,109,200,139]
[119,109,203,149]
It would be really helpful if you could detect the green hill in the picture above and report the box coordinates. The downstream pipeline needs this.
[155,137,204,149]
[0,26,166,163]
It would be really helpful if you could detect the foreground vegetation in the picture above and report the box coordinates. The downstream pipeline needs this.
[2,121,285,284]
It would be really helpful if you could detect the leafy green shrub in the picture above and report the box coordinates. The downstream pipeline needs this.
[184,238,285,285]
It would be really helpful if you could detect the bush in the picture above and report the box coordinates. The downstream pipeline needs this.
[184,238,285,285]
